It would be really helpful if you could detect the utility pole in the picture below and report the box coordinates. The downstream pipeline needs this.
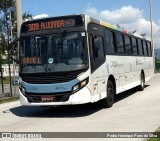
[16,0,22,39]
[15,0,22,95]
[149,0,155,72]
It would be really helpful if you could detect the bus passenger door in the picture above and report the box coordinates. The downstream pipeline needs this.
[89,34,106,101]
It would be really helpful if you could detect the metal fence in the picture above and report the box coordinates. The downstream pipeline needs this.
[0,57,19,98]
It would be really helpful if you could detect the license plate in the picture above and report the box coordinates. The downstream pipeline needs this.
[41,96,55,102]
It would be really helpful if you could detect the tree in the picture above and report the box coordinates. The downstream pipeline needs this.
[0,0,33,96]
[0,34,7,55]
[0,0,33,55]
[23,11,33,21]
[0,0,16,55]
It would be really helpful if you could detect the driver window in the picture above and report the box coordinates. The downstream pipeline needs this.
[89,34,105,72]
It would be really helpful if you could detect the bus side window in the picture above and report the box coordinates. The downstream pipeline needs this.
[132,37,138,55]
[89,34,105,72]
[146,41,149,56]
[115,33,124,54]
[105,29,115,54]
[124,36,132,55]
[147,41,152,56]
[138,39,143,56]
[143,40,148,56]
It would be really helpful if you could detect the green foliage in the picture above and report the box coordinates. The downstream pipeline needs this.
[0,0,16,57]
[0,97,19,104]
[23,11,33,21]
[2,76,10,84]
[148,127,160,141]
[0,0,33,56]
[2,59,8,64]
[0,34,7,55]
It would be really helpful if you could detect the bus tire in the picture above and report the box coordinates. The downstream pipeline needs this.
[101,80,115,108]
[138,73,145,91]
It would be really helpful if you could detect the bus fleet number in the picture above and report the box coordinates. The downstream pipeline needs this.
[28,23,40,31]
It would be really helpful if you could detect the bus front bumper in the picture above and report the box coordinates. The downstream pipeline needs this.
[19,87,91,106]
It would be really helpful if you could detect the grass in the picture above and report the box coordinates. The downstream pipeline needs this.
[0,77,11,84]
[0,97,19,104]
[0,76,15,84]
[148,127,160,141]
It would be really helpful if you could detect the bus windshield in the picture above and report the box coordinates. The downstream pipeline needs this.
[20,32,88,73]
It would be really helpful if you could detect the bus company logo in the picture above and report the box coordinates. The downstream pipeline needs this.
[28,87,38,91]
[110,61,118,68]
[2,133,12,138]
[55,87,67,91]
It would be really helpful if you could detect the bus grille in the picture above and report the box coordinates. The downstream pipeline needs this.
[21,74,76,84]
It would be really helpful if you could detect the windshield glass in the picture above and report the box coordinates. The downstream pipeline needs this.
[20,32,88,73]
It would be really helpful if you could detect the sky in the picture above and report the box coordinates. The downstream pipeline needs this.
[22,0,160,49]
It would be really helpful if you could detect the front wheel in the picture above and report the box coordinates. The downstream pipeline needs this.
[100,80,115,108]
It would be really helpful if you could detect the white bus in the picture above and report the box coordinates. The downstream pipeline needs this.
[18,14,153,107]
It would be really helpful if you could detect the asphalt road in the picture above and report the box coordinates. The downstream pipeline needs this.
[0,74,160,141]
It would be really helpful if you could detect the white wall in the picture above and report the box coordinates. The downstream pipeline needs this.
[0,64,19,77]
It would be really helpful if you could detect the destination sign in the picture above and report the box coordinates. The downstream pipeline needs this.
[21,15,84,33]
[22,57,42,64]
[28,19,75,32]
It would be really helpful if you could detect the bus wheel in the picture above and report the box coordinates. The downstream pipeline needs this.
[101,80,115,108]
[138,73,145,91]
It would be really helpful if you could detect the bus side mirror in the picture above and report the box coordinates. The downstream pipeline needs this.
[9,38,20,64]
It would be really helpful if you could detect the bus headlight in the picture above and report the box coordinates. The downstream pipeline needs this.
[73,84,80,92]
[72,77,89,93]
[80,79,88,87]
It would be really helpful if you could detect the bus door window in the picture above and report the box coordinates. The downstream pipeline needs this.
[89,34,105,72]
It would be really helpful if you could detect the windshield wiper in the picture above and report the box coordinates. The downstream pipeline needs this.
[54,30,67,62]
[57,30,67,48]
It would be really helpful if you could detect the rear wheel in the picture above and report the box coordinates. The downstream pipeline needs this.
[100,80,115,108]
[138,73,145,91]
